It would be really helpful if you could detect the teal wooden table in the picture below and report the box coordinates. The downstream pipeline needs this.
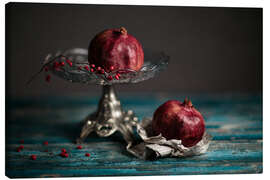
[6,93,262,178]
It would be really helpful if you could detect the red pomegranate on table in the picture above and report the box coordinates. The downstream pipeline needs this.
[152,99,205,147]
[88,27,144,73]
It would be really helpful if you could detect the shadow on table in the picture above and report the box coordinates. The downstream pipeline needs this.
[57,121,134,157]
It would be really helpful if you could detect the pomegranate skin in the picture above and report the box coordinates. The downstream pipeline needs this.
[152,99,205,147]
[88,27,144,72]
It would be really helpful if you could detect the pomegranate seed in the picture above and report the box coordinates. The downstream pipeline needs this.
[100,69,105,74]
[44,66,49,72]
[85,153,90,157]
[110,66,114,71]
[60,152,68,157]
[91,64,95,68]
[66,60,72,67]
[97,67,101,71]
[61,148,67,153]
[20,140,24,144]
[77,145,82,149]
[115,75,119,80]
[90,68,94,72]
[43,141,48,145]
[46,75,51,82]
[104,68,109,73]
[107,75,113,81]
[64,153,69,157]
[84,66,90,71]
[17,148,21,152]
[78,66,82,70]
[53,62,61,70]
[53,62,59,68]
[116,73,121,78]
[31,155,37,160]
[19,145,24,150]
[60,61,65,66]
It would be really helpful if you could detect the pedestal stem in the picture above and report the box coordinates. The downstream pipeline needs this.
[76,85,138,144]
[96,85,123,124]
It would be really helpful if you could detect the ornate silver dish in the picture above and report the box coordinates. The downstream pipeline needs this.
[42,48,169,144]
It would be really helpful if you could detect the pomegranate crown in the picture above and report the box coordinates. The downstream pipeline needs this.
[184,97,193,107]
[119,27,127,35]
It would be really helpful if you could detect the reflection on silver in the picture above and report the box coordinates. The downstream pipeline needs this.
[76,85,138,143]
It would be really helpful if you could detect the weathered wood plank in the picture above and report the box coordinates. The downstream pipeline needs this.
[6,140,262,177]
[5,94,262,177]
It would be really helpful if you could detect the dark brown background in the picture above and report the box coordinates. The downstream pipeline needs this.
[6,3,262,97]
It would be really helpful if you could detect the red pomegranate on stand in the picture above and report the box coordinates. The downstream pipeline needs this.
[88,27,144,73]
[152,99,205,147]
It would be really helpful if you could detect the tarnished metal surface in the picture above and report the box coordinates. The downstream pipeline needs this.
[76,85,138,144]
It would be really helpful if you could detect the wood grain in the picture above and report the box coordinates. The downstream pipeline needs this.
[6,93,262,177]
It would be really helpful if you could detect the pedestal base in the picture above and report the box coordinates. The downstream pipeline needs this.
[76,85,138,144]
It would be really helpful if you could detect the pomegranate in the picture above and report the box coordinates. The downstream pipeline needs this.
[88,27,144,72]
[152,99,205,147]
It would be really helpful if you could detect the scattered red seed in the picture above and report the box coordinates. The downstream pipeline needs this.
[100,69,105,74]
[43,141,48,145]
[115,75,119,80]
[60,152,68,158]
[91,64,95,68]
[110,66,114,71]
[46,75,51,82]
[116,73,121,78]
[66,59,72,67]
[104,68,109,73]
[97,67,101,71]
[60,61,65,66]
[53,62,59,68]
[85,153,90,157]
[16,145,24,152]
[54,61,59,66]
[61,148,67,153]
[84,66,90,71]
[44,66,49,72]
[31,155,37,160]
[77,145,82,149]
[107,75,113,81]
[90,68,94,72]
[20,140,24,144]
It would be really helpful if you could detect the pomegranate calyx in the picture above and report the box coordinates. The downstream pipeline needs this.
[187,100,193,107]
[183,98,193,107]
[184,97,188,105]
[120,27,127,35]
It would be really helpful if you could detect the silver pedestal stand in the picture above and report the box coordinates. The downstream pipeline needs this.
[77,85,137,144]
[43,48,169,145]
